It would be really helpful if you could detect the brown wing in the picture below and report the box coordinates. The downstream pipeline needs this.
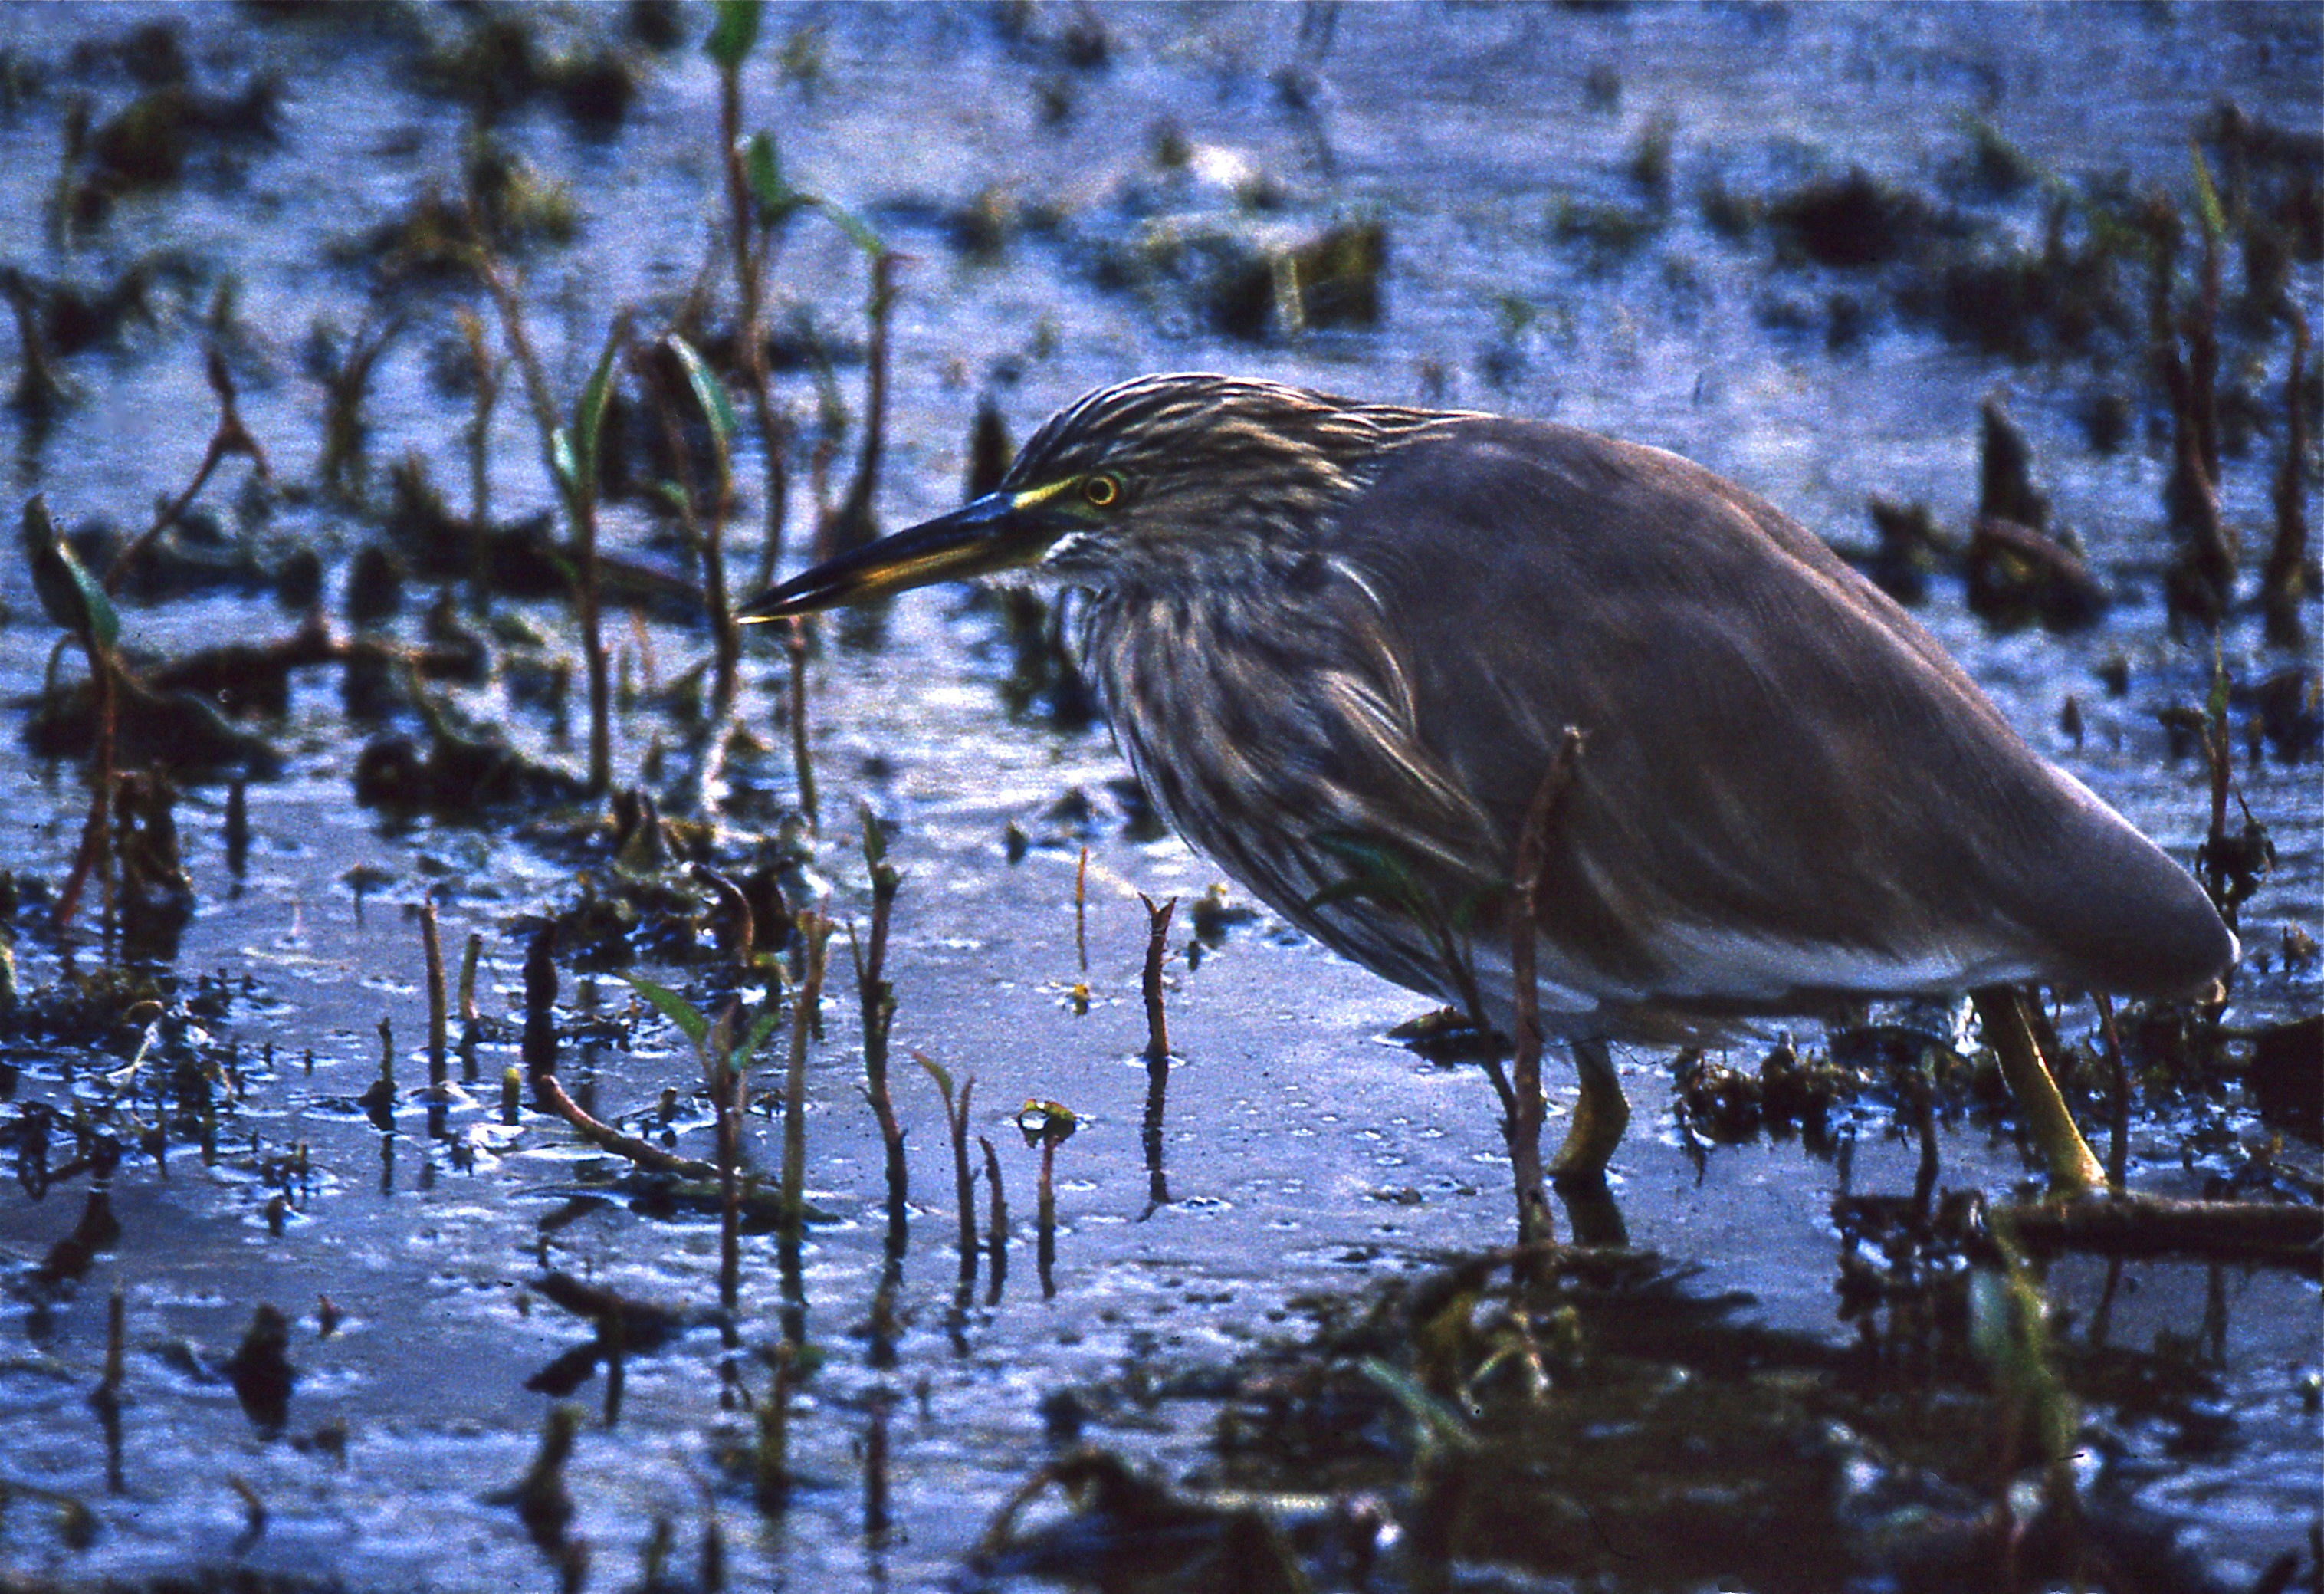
[1325,418,2234,1011]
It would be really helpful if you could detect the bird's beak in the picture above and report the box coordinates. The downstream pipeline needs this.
[737,489,1059,621]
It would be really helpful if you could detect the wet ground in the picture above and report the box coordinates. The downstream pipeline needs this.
[0,4,2318,1592]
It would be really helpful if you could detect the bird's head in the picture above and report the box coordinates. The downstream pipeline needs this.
[739,373,1449,620]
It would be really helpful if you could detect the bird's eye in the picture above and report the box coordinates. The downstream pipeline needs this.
[1082,472,1122,509]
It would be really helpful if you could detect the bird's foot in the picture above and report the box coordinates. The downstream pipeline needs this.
[1548,1076,1631,1182]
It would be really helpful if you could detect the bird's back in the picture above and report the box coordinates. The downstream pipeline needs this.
[1311,417,2234,1031]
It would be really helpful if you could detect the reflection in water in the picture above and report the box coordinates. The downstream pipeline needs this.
[1553,1172,1627,1248]
[980,1134,1009,1308]
[1141,1052,1171,1215]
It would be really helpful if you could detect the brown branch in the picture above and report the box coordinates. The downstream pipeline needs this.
[1997,1195,2320,1275]
[103,348,268,595]
[532,1070,721,1182]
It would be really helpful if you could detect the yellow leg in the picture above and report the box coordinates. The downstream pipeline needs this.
[1548,1037,1630,1181]
[1972,986,2105,1198]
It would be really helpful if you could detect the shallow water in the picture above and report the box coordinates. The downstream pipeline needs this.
[0,4,2317,1591]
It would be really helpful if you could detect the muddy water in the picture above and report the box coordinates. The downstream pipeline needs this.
[0,5,2317,1591]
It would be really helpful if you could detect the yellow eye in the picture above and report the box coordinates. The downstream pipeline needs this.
[1082,472,1121,508]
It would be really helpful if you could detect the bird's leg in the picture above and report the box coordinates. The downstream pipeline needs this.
[1548,1037,1630,1182]
[1970,985,2106,1198]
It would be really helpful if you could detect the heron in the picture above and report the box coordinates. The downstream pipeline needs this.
[740,373,2236,1199]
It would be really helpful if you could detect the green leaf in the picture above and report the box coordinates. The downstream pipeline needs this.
[913,1049,954,1100]
[740,1002,787,1062]
[21,495,119,651]
[569,316,627,498]
[858,800,886,866]
[705,0,761,71]
[1356,1358,1477,1451]
[743,133,809,228]
[550,427,580,502]
[2188,140,2225,243]
[665,334,737,467]
[816,197,885,259]
[625,976,710,1047]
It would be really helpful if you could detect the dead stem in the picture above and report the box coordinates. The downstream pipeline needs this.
[1139,893,1177,1214]
[854,810,908,1261]
[531,1071,721,1182]
[1996,1194,2322,1274]
[101,349,268,595]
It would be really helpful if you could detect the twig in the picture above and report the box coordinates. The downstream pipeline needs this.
[853,810,908,1260]
[532,1071,720,1181]
[2093,991,2129,1192]
[1139,893,1177,1214]
[980,1134,1009,1303]
[103,349,268,594]
[1996,1195,2321,1275]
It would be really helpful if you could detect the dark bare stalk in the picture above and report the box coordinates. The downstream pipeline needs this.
[532,1072,721,1181]
[102,350,267,595]
[422,897,448,1092]
[786,618,817,830]
[1019,1103,1075,1300]
[854,810,908,1260]
[1138,893,1176,1214]
[1508,729,1586,1247]
[780,910,833,1343]
[2262,309,2310,647]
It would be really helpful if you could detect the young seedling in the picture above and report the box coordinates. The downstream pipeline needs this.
[1017,1101,1077,1300]
[625,978,788,1315]
[916,1051,977,1285]
[665,333,743,712]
